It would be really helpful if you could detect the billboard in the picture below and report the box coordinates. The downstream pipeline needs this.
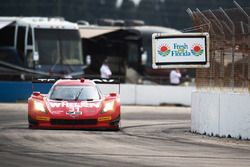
[152,32,209,68]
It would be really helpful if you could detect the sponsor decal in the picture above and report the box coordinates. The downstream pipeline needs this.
[158,44,170,56]
[191,44,204,56]
[98,116,112,121]
[66,110,82,118]
[157,43,204,57]
[47,101,100,116]
[48,101,100,116]
[36,116,50,121]
[66,111,82,115]
[49,101,100,108]
[50,110,64,114]
[172,43,190,56]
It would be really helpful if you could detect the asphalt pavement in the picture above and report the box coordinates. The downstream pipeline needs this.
[0,104,250,167]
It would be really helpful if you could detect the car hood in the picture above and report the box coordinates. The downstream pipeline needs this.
[45,99,103,117]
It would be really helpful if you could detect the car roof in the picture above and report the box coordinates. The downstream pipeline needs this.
[54,79,95,86]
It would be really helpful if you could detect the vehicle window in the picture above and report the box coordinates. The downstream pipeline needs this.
[17,26,26,59]
[142,36,152,67]
[27,27,33,45]
[0,26,15,47]
[49,85,100,101]
[35,29,83,65]
[127,42,139,64]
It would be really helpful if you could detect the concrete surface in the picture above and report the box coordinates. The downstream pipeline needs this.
[0,103,250,167]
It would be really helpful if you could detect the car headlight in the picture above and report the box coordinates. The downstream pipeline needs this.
[34,101,46,113]
[102,101,114,113]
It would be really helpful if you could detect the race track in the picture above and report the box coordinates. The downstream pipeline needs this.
[0,104,250,167]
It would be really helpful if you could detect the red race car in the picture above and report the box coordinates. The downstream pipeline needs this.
[28,78,120,130]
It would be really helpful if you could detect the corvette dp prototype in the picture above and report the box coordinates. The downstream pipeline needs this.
[28,79,120,130]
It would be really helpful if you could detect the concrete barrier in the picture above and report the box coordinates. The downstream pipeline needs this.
[0,81,195,106]
[191,91,250,139]
[135,85,193,106]
[98,84,195,106]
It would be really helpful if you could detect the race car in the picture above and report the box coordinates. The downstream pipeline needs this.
[28,78,120,130]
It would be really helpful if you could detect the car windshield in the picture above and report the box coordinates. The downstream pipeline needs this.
[35,29,83,65]
[49,85,100,101]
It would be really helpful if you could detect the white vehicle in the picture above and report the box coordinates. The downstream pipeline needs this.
[0,17,84,79]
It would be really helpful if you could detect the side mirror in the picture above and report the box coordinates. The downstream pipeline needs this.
[32,92,41,96]
[86,55,91,65]
[109,92,117,97]
[33,51,39,61]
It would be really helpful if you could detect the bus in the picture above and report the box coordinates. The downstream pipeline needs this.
[79,24,137,82]
[79,22,192,84]
[0,17,84,80]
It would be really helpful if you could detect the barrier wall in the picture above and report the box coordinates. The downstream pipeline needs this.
[191,91,250,139]
[0,82,194,106]
[99,84,194,106]
[0,82,53,102]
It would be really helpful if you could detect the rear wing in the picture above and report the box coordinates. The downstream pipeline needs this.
[32,78,120,84]
[32,77,121,93]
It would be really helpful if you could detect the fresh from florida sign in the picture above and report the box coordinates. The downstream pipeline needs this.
[152,33,209,68]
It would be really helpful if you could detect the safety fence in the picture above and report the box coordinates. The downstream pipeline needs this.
[186,1,250,93]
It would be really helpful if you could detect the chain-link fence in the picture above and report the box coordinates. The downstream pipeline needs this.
[186,1,250,92]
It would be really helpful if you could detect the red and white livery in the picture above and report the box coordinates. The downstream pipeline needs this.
[28,79,120,130]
